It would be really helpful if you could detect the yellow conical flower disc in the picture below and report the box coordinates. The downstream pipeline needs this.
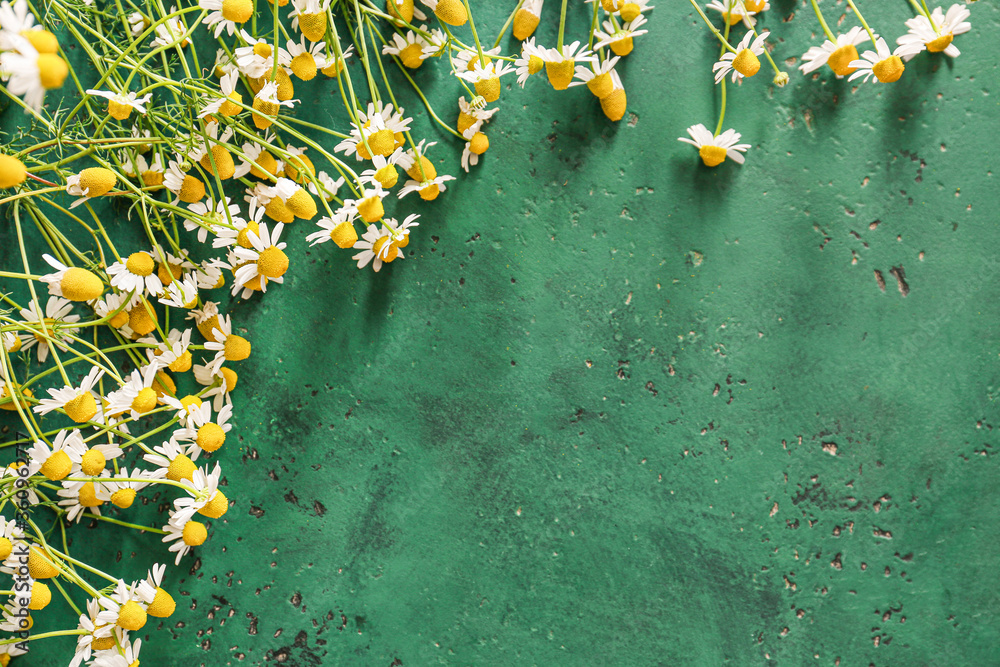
[182,521,208,546]
[274,68,294,100]
[298,12,327,42]
[221,0,253,23]
[37,53,68,90]
[374,164,398,189]
[399,43,424,69]
[78,167,117,197]
[78,481,102,507]
[286,188,317,220]
[620,3,641,21]
[196,422,226,452]
[434,0,467,26]
[80,448,106,476]
[474,77,501,103]
[290,53,317,81]
[513,8,539,40]
[600,88,627,121]
[744,0,765,11]
[126,251,155,276]
[405,155,436,182]
[179,174,205,203]
[168,350,193,373]
[469,132,489,155]
[873,55,904,83]
[369,129,396,157]
[699,145,727,168]
[128,300,157,336]
[248,75,265,95]
[64,392,97,423]
[827,44,858,76]
[250,151,278,179]
[1,384,33,411]
[263,196,294,223]
[321,58,345,78]
[528,55,544,76]
[40,450,72,480]
[28,546,59,579]
[329,220,358,249]
[394,131,405,148]
[111,488,136,508]
[198,490,229,518]
[219,91,243,116]
[107,100,132,121]
[587,72,614,99]
[356,197,384,224]
[197,315,221,341]
[132,387,157,414]
[927,33,954,53]
[152,370,176,401]
[0,155,27,189]
[732,49,760,78]
[395,234,410,249]
[284,153,314,184]
[180,395,202,412]
[610,37,633,57]
[166,453,196,482]
[252,99,277,129]
[22,29,58,54]
[545,60,575,90]
[61,267,104,301]
[224,334,251,361]
[28,582,51,611]
[236,219,260,249]
[147,588,176,618]
[372,237,399,263]
[91,634,116,651]
[199,146,235,180]
[157,261,182,285]
[419,183,440,201]
[386,0,413,22]
[117,600,147,631]
[221,367,238,390]
[600,0,617,10]
[0,538,12,561]
[457,111,476,135]
[257,247,289,279]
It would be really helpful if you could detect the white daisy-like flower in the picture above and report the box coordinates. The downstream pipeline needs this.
[150,7,190,49]
[451,45,502,73]
[234,134,280,179]
[26,429,83,481]
[678,123,751,167]
[172,462,226,523]
[352,224,400,273]
[848,37,924,83]
[397,174,455,200]
[32,366,105,421]
[343,183,388,224]
[799,26,870,78]
[0,36,64,111]
[570,54,621,97]
[204,314,251,365]
[514,38,547,87]
[193,361,236,411]
[199,0,252,37]
[95,466,148,509]
[85,89,152,119]
[0,599,32,634]
[307,170,345,200]
[714,30,769,84]
[93,291,137,333]
[161,394,207,427]
[104,364,160,420]
[126,152,166,188]
[214,197,265,249]
[540,40,592,91]
[17,296,80,363]
[127,11,148,36]
[57,474,108,522]
[286,36,328,80]
[162,511,207,564]
[70,599,114,667]
[94,580,146,632]
[174,403,233,458]
[65,435,122,476]
[456,60,515,102]
[235,29,291,78]
[360,149,405,189]
[706,0,759,28]
[335,101,412,160]
[384,214,420,247]
[91,637,142,667]
[460,125,490,173]
[213,47,238,77]
[163,160,206,206]
[382,27,434,69]
[896,4,971,60]
[143,438,198,482]
[230,222,288,295]
[141,328,193,373]
[0,0,38,50]
[39,253,105,302]
[185,196,242,243]
[289,0,331,36]
[418,27,447,59]
[592,15,648,55]
[197,71,243,119]
[305,210,357,246]
[195,258,228,290]
[158,273,199,309]
[106,250,163,295]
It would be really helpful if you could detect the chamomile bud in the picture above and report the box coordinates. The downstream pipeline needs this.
[0,155,27,189]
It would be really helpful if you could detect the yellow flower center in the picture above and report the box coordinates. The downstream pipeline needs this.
[21,29,58,54]
[221,366,238,391]
[290,52,317,81]
[128,299,158,336]
[0,537,11,561]
[28,582,51,611]
[699,144,728,167]
[545,59,575,90]
[223,334,251,361]
[179,395,202,412]
[744,0,766,12]
[0,154,27,189]
[59,267,103,302]
[157,261,183,286]
[126,251,155,276]
[732,49,761,78]
[221,0,253,23]
[374,164,399,189]
[586,72,614,99]
[419,183,440,201]
[405,155,437,182]
[196,422,226,452]
[434,0,468,26]
[219,91,243,117]
[131,387,157,414]
[286,188,318,219]
[264,197,294,224]
[179,174,206,203]
[199,145,235,180]
[372,237,399,263]
[107,99,133,121]
[872,55,904,83]
[117,600,147,631]
[926,33,953,53]
[182,520,208,546]
[367,129,396,158]
[257,246,289,279]
[166,453,196,482]
[64,391,97,424]
[253,42,272,59]
[297,12,327,41]
[78,481,102,507]
[91,633,116,651]
[356,196,384,223]
[111,488,136,508]
[469,132,489,155]
[198,490,229,518]
[40,450,72,480]
[387,0,414,22]
[827,44,859,77]
[329,220,359,248]
[619,2,641,21]
[147,588,176,617]
[474,77,501,103]
[513,8,540,40]
[78,167,117,197]
[80,448,106,476]
[28,546,59,579]
[249,151,277,179]
[527,55,544,76]
[236,220,260,249]
[37,53,68,90]
[609,35,634,57]
[399,43,424,69]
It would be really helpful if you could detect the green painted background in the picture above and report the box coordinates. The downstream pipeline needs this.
[5,0,1000,664]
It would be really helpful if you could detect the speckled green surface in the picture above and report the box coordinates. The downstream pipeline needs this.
[4,1,1000,665]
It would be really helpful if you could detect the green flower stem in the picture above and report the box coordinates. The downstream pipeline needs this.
[809,0,837,43]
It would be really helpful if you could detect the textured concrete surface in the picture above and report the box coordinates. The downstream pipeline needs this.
[5,1,1000,665]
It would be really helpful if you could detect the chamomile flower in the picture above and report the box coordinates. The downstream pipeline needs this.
[185,196,242,243]
[164,160,206,205]
[66,435,122,477]
[33,366,104,423]
[235,29,291,78]
[456,61,515,103]
[0,0,40,49]
[289,0,331,41]
[848,37,924,83]
[514,37,546,87]
[306,210,359,248]
[452,45,502,73]
[713,30,769,84]
[198,71,243,119]
[541,41,592,90]
[193,361,238,411]
[200,0,253,37]
[205,314,252,363]
[420,0,468,26]
[570,55,621,98]
[107,250,164,295]
[175,403,233,457]
[213,47,239,77]
[162,512,208,564]
[95,580,147,632]
[230,222,288,294]
[345,184,388,224]
[307,170,345,200]
[104,364,160,419]
[896,4,971,60]
[40,254,105,302]
[382,28,434,69]
[150,8,189,49]
[124,152,165,188]
[64,167,118,208]
[27,429,84,481]
[397,174,455,201]
[360,150,405,189]
[58,476,107,522]
[17,296,80,363]
[678,123,751,167]
[143,438,198,482]
[70,599,116,667]
[384,214,420,249]
[93,467,147,510]
[799,27,870,78]
[173,462,228,522]
[127,10,148,36]
[352,224,399,272]
[706,0,758,28]
[461,125,490,172]
[286,36,328,80]
[456,96,498,134]
[94,291,137,331]
[592,15,648,56]
[158,274,199,309]
[252,80,298,129]
[0,36,67,110]
[92,636,142,667]
[418,28,448,59]
[85,89,152,121]
[513,0,543,40]
[195,258,228,290]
